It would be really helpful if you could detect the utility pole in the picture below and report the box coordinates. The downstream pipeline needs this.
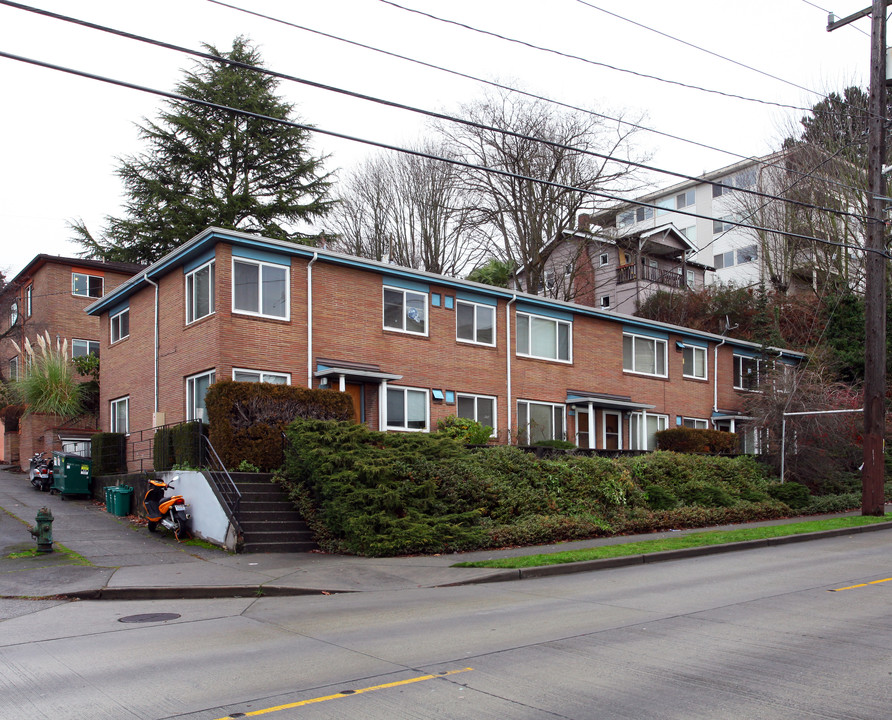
[829,1,887,515]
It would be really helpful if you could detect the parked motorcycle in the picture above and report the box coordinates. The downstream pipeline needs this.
[143,476,191,540]
[29,453,53,492]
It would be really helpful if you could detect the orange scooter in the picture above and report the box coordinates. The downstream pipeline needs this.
[143,476,191,540]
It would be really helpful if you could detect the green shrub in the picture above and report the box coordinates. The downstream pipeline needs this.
[767,481,812,509]
[644,484,678,510]
[436,415,494,444]
[206,380,354,471]
[91,432,127,475]
[804,492,860,514]
[656,427,739,453]
[533,439,577,449]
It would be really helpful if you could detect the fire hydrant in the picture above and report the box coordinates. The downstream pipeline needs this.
[29,507,54,553]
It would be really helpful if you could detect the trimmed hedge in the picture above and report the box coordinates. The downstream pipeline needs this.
[153,421,206,471]
[278,419,800,557]
[91,432,127,475]
[656,427,739,453]
[206,380,354,471]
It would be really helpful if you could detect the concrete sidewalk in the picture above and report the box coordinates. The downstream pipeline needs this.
[1,466,890,602]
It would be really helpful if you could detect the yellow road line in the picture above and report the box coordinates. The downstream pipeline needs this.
[214,667,473,719]
[830,577,892,592]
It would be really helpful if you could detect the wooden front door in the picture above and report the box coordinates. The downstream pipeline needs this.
[603,411,621,450]
[344,383,363,424]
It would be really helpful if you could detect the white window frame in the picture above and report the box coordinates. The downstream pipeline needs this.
[72,339,100,358]
[733,354,761,391]
[602,410,622,450]
[683,418,709,429]
[517,400,565,445]
[232,258,290,320]
[682,344,708,380]
[25,285,32,317]
[456,393,497,436]
[186,370,216,421]
[676,189,695,209]
[232,368,291,385]
[516,312,572,363]
[622,333,667,377]
[386,386,429,432]
[383,286,428,336]
[600,295,611,309]
[72,272,104,298]
[8,356,18,382]
[456,300,496,346]
[9,300,18,328]
[110,308,129,344]
[110,396,129,434]
[186,260,215,324]
[630,413,668,450]
[599,252,610,267]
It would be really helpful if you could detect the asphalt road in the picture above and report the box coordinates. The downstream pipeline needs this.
[2,530,891,719]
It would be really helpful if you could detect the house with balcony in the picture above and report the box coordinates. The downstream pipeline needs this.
[0,254,144,466]
[84,227,803,469]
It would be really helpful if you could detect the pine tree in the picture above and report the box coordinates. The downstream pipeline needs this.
[71,37,334,264]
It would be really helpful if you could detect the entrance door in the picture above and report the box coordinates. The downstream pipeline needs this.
[344,383,363,423]
[603,411,621,450]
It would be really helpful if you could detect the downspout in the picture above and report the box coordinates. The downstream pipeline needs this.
[506,295,517,444]
[143,274,160,419]
[307,252,318,388]
[713,336,726,422]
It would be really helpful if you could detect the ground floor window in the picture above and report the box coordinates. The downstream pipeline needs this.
[232,369,290,384]
[456,393,496,434]
[630,413,668,450]
[517,400,565,445]
[110,396,129,434]
[682,417,709,429]
[186,370,216,421]
[386,386,429,431]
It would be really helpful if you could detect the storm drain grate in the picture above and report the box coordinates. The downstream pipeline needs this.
[118,613,181,623]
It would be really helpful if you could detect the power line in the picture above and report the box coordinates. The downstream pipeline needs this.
[206,0,872,202]
[801,0,872,36]
[376,0,816,113]
[4,0,869,224]
[1,47,884,262]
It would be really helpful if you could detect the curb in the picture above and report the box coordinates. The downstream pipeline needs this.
[66,585,354,600]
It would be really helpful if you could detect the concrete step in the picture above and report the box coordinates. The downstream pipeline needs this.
[239,508,307,523]
[242,539,318,553]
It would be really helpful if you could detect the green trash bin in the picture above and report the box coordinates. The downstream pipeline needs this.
[52,452,92,497]
[104,485,114,511]
[107,486,133,517]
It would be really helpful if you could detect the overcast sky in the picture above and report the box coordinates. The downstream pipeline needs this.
[0,0,872,278]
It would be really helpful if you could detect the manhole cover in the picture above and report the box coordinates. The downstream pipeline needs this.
[118,613,181,623]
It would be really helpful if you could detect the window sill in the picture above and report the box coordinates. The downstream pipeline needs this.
[516,353,572,365]
[622,369,668,379]
[383,327,429,338]
[186,312,216,328]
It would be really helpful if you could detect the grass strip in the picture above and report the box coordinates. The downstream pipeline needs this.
[452,515,892,569]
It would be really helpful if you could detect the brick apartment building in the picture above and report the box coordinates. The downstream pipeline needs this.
[85,227,804,463]
[0,255,144,466]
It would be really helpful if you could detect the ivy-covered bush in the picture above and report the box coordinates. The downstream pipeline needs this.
[655,427,739,453]
[277,421,810,557]
[205,380,354,471]
[91,432,127,475]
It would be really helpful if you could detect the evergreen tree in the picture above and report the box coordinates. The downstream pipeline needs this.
[71,37,334,264]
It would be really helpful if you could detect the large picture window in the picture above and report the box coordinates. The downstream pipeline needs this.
[456,393,496,434]
[682,344,707,379]
[110,308,130,344]
[72,339,100,358]
[386,387,429,431]
[232,369,290,385]
[383,287,427,335]
[733,355,760,390]
[630,413,668,450]
[110,396,129,434]
[233,259,288,319]
[186,260,215,324]
[623,333,667,376]
[517,400,565,445]
[186,370,216,421]
[516,312,571,362]
[456,300,495,346]
[72,273,103,298]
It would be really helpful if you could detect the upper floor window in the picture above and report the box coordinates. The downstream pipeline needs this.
[456,300,495,346]
[386,386,429,431]
[599,252,610,267]
[233,369,290,385]
[233,259,288,320]
[9,301,17,328]
[682,344,707,379]
[186,370,216,421]
[72,339,100,358]
[383,286,427,336]
[655,196,674,216]
[186,260,215,324]
[8,356,18,382]
[713,215,737,234]
[72,273,103,298]
[623,333,667,377]
[110,308,130,344]
[676,189,695,208]
[733,354,760,391]
[25,285,32,317]
[110,396,129,434]
[516,312,571,362]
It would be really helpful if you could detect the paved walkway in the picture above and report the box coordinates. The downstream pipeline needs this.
[1,465,890,603]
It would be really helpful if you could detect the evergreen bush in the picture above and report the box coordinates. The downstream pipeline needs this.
[655,427,739,453]
[91,432,127,475]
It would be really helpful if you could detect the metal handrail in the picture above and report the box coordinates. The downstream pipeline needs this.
[199,434,242,523]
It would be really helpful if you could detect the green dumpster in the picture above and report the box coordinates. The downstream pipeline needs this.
[107,486,133,517]
[52,452,92,497]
